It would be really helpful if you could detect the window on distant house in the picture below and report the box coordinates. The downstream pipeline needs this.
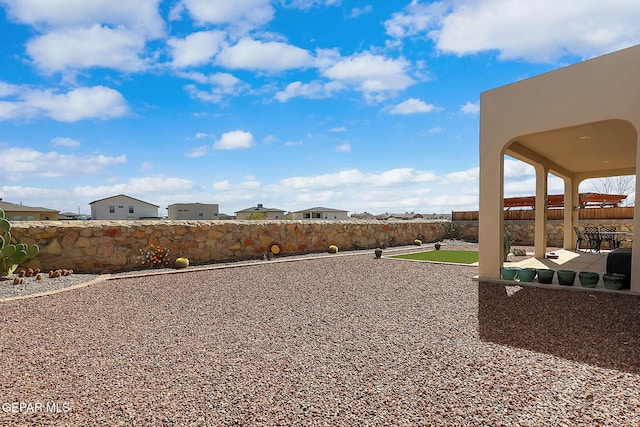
[312,213,321,219]
[26,215,35,220]
[199,210,204,217]
[109,205,115,213]
[13,215,22,220]
[304,213,311,219]
[129,206,134,214]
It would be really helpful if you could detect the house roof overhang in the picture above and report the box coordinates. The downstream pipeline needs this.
[505,119,637,180]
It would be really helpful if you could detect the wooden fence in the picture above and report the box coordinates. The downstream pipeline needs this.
[452,207,635,221]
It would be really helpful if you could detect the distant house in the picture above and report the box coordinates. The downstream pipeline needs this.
[167,203,220,220]
[350,212,375,220]
[375,212,424,221]
[90,194,159,220]
[58,212,91,220]
[235,204,285,220]
[0,199,59,221]
[287,206,349,220]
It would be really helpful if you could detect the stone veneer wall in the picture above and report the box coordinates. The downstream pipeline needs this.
[453,219,634,247]
[10,220,450,274]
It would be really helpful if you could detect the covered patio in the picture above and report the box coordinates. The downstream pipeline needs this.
[478,44,640,294]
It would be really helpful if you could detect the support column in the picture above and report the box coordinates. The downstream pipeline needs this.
[478,148,505,280]
[631,138,640,294]
[563,177,579,249]
[534,165,548,258]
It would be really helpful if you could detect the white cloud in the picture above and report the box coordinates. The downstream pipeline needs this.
[181,72,246,102]
[213,177,262,193]
[329,126,347,133]
[348,6,373,19]
[230,166,472,213]
[140,162,153,171]
[281,0,340,10]
[284,140,304,147]
[216,38,315,71]
[168,30,227,68]
[180,0,274,32]
[275,80,342,102]
[0,84,128,122]
[461,101,480,115]
[386,0,640,63]
[27,25,148,73]
[390,98,437,115]
[213,130,255,150]
[195,132,215,139]
[74,176,197,199]
[1,0,165,37]
[4,0,164,73]
[321,52,415,102]
[263,134,278,144]
[0,185,69,202]
[22,86,128,122]
[278,167,440,190]
[51,137,80,147]
[0,147,126,181]
[185,145,209,158]
[336,143,351,153]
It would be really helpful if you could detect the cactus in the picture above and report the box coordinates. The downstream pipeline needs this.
[328,245,339,254]
[174,257,190,269]
[0,209,39,277]
[503,231,513,262]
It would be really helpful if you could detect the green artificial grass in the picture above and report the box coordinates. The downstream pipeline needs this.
[391,250,479,264]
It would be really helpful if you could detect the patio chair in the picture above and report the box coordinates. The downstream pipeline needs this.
[584,226,602,253]
[573,226,586,251]
[599,225,618,250]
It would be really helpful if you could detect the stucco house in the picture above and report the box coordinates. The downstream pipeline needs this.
[0,199,59,220]
[235,204,286,220]
[287,207,349,220]
[167,203,220,220]
[90,194,159,220]
[478,44,640,294]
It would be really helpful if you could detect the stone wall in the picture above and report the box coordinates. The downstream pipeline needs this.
[10,220,450,274]
[453,219,634,247]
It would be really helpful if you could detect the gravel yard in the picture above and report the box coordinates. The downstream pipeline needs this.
[0,247,639,425]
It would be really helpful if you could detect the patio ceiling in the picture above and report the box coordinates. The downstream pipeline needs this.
[505,119,637,178]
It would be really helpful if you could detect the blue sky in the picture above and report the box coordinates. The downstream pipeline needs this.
[1,1,639,216]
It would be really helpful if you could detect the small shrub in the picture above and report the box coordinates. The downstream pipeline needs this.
[512,248,527,257]
[174,258,189,269]
[414,239,422,246]
[328,245,339,253]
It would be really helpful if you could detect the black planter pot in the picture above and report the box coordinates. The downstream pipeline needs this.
[374,248,383,259]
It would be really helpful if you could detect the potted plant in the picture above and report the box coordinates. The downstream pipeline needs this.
[536,269,555,284]
[578,271,599,288]
[374,247,382,259]
[517,268,536,282]
[500,267,519,280]
[557,269,576,286]
[435,242,441,250]
[603,273,626,290]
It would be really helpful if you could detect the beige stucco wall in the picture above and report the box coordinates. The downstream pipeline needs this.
[10,220,449,273]
[479,44,640,293]
[455,219,633,247]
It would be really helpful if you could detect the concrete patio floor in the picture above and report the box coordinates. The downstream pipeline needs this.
[511,249,607,271]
